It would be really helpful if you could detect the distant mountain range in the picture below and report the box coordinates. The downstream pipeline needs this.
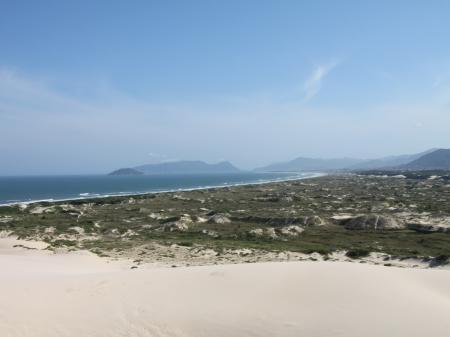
[255,148,450,172]
[109,160,241,175]
[109,149,450,175]
[348,149,437,170]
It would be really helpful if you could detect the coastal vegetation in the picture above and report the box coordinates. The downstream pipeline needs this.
[1,173,450,267]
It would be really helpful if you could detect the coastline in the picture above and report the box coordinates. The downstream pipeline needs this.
[0,172,325,207]
[1,173,449,270]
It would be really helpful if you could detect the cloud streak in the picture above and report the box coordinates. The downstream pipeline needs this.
[303,62,338,101]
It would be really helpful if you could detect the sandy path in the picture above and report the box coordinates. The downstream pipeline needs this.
[1,239,450,337]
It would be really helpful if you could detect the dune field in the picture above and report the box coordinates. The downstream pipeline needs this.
[1,237,450,337]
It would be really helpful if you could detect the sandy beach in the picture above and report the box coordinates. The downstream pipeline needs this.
[1,238,450,337]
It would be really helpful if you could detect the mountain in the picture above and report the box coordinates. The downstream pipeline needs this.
[113,160,242,175]
[255,149,440,172]
[255,157,364,172]
[350,149,437,170]
[109,168,144,175]
[400,149,450,170]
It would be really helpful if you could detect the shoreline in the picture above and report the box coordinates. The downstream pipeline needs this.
[2,173,449,270]
[0,172,325,207]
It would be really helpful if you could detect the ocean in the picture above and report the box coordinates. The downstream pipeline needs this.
[0,172,319,205]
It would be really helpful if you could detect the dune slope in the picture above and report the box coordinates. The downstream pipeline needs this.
[1,242,450,337]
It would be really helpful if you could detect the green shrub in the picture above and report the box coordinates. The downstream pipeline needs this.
[346,249,370,259]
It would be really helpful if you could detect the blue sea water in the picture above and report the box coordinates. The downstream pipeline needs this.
[0,172,319,205]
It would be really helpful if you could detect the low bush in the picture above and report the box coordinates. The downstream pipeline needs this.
[346,249,370,259]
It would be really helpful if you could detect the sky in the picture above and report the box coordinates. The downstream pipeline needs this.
[1,0,450,175]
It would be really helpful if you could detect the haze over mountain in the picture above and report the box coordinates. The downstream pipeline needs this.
[401,149,450,170]
[255,149,450,172]
[349,149,437,170]
[110,161,241,175]
[111,149,450,175]
[254,157,363,172]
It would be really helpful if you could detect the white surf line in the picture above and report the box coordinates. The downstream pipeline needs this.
[0,172,327,207]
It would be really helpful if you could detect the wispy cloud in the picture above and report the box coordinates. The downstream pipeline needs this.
[2,65,450,174]
[303,62,338,101]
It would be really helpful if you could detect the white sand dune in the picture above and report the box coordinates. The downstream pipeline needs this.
[1,239,450,337]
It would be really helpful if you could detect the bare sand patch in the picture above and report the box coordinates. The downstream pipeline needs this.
[1,239,449,337]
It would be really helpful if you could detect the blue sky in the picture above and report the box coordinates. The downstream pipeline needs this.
[1,1,450,174]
